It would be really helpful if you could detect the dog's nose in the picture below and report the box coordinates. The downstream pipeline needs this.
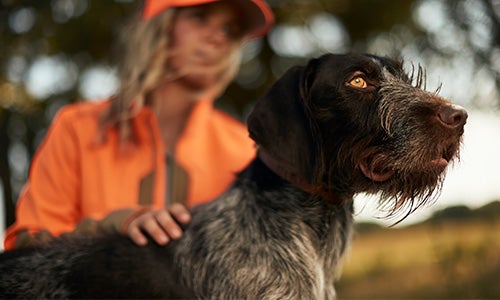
[437,104,468,128]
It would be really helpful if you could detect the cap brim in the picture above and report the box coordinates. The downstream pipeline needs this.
[142,0,274,39]
[236,0,274,39]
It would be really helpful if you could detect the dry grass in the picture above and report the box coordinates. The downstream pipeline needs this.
[336,219,500,299]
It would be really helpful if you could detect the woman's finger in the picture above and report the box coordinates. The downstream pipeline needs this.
[154,209,183,240]
[126,221,149,246]
[168,203,192,224]
[139,213,170,245]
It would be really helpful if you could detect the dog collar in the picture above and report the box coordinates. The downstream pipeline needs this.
[257,149,342,205]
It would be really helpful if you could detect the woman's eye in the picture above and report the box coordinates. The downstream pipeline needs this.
[223,23,243,39]
[348,76,367,88]
[186,9,206,21]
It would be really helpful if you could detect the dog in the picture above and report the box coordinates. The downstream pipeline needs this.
[0,53,467,299]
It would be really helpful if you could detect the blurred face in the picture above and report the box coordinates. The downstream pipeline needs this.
[167,2,245,91]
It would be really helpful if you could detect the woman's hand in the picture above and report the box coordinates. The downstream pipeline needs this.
[125,203,191,246]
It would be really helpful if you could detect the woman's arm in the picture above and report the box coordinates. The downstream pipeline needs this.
[4,107,83,249]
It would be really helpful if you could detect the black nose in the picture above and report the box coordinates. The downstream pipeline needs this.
[437,104,468,128]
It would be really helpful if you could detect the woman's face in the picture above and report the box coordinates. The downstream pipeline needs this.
[167,2,245,91]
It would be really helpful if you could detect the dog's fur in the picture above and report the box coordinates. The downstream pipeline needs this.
[0,53,467,299]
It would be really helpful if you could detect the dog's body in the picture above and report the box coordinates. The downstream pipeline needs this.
[0,54,467,299]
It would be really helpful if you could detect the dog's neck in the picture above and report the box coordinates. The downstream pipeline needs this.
[257,149,342,204]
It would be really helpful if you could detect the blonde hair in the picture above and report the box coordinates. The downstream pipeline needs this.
[100,6,244,144]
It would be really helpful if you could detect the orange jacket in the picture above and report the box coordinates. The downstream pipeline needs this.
[4,99,256,250]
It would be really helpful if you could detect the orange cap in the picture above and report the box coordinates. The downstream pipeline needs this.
[142,0,274,39]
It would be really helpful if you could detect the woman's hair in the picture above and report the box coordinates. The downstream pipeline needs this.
[99,5,243,144]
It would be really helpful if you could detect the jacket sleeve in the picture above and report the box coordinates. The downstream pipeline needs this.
[3,106,156,250]
[4,107,84,249]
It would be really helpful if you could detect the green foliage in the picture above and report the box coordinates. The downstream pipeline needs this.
[430,201,500,223]
[474,200,500,220]
[354,221,383,234]
[431,204,473,221]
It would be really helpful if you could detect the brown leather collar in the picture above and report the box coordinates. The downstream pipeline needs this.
[257,149,342,204]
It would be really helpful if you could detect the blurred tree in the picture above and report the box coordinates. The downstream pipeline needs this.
[1,0,499,228]
[0,0,139,228]
[430,204,473,222]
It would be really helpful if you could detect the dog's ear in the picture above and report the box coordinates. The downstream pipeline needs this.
[299,57,322,103]
[247,59,322,180]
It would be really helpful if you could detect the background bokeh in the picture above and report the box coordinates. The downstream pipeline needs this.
[1,0,499,298]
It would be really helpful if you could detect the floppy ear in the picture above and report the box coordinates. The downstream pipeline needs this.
[247,59,321,180]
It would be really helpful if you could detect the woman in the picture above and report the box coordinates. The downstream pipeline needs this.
[4,0,274,250]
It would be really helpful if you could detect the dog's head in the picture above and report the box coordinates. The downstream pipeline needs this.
[247,53,467,219]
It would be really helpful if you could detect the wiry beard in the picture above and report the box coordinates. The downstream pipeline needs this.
[319,66,463,222]
[368,69,462,221]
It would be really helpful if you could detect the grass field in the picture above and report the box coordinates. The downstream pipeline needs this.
[336,219,500,299]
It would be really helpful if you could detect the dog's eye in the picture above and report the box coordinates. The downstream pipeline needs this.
[348,77,367,88]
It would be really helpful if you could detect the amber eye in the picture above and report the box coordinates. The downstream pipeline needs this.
[348,76,367,88]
